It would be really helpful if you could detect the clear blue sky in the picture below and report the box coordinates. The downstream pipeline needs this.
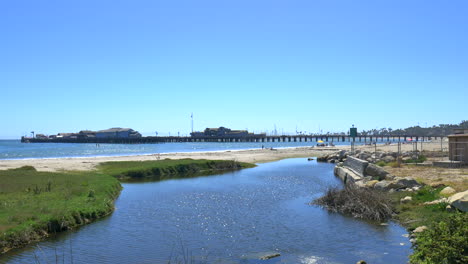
[1,0,467,139]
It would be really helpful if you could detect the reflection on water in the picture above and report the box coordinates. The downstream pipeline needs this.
[2,159,411,263]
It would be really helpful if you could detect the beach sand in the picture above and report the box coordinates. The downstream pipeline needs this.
[0,142,448,172]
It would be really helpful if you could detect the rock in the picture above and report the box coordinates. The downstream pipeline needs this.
[446,205,455,212]
[440,187,456,196]
[410,238,416,243]
[401,196,413,203]
[382,156,395,163]
[343,157,369,176]
[358,153,370,160]
[394,177,420,189]
[356,261,367,264]
[412,186,420,191]
[447,190,468,212]
[413,226,428,233]
[402,157,412,162]
[334,166,348,181]
[423,198,447,205]
[374,180,404,191]
[355,180,367,188]
[365,180,379,188]
[374,180,389,190]
[338,150,347,160]
[365,163,390,180]
[260,253,281,260]
[317,155,328,162]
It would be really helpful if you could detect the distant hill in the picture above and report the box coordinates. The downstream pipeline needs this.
[359,120,468,136]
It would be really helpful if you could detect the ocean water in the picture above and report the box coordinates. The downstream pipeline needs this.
[0,139,356,160]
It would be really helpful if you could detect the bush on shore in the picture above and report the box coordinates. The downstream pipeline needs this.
[410,213,468,264]
[312,186,394,222]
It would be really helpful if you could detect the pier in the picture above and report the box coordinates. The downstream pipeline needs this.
[21,135,446,144]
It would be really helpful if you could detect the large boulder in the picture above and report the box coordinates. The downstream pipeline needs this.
[338,150,347,160]
[365,163,390,180]
[374,180,405,191]
[440,187,456,196]
[343,157,369,177]
[447,190,468,212]
[394,177,420,189]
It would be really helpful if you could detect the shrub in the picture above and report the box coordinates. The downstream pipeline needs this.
[404,155,427,164]
[312,186,394,222]
[410,213,468,264]
[11,166,37,171]
[388,161,401,168]
[376,161,387,167]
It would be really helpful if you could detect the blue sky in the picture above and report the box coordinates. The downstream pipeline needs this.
[1,0,467,138]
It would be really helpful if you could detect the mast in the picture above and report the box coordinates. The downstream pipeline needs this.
[191,113,194,133]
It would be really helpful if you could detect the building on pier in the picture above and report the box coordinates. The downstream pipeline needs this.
[191,127,265,138]
[95,128,142,139]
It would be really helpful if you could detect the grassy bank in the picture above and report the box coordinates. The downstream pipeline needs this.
[0,166,122,253]
[390,186,453,229]
[390,186,467,263]
[0,159,255,254]
[98,158,256,181]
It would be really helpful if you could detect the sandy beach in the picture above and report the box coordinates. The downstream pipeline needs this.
[0,142,448,172]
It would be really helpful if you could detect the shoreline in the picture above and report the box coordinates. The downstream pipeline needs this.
[0,142,447,172]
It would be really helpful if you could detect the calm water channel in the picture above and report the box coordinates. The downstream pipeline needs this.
[3,159,411,264]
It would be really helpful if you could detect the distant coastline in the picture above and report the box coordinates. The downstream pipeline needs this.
[0,142,447,172]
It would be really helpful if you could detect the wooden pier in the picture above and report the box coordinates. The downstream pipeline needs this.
[21,135,446,144]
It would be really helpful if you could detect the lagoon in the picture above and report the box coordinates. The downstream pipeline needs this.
[2,158,411,263]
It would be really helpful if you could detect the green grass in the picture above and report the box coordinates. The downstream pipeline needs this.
[390,186,454,230]
[0,166,121,253]
[98,159,256,181]
[403,154,427,164]
[375,160,387,167]
[0,159,255,253]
